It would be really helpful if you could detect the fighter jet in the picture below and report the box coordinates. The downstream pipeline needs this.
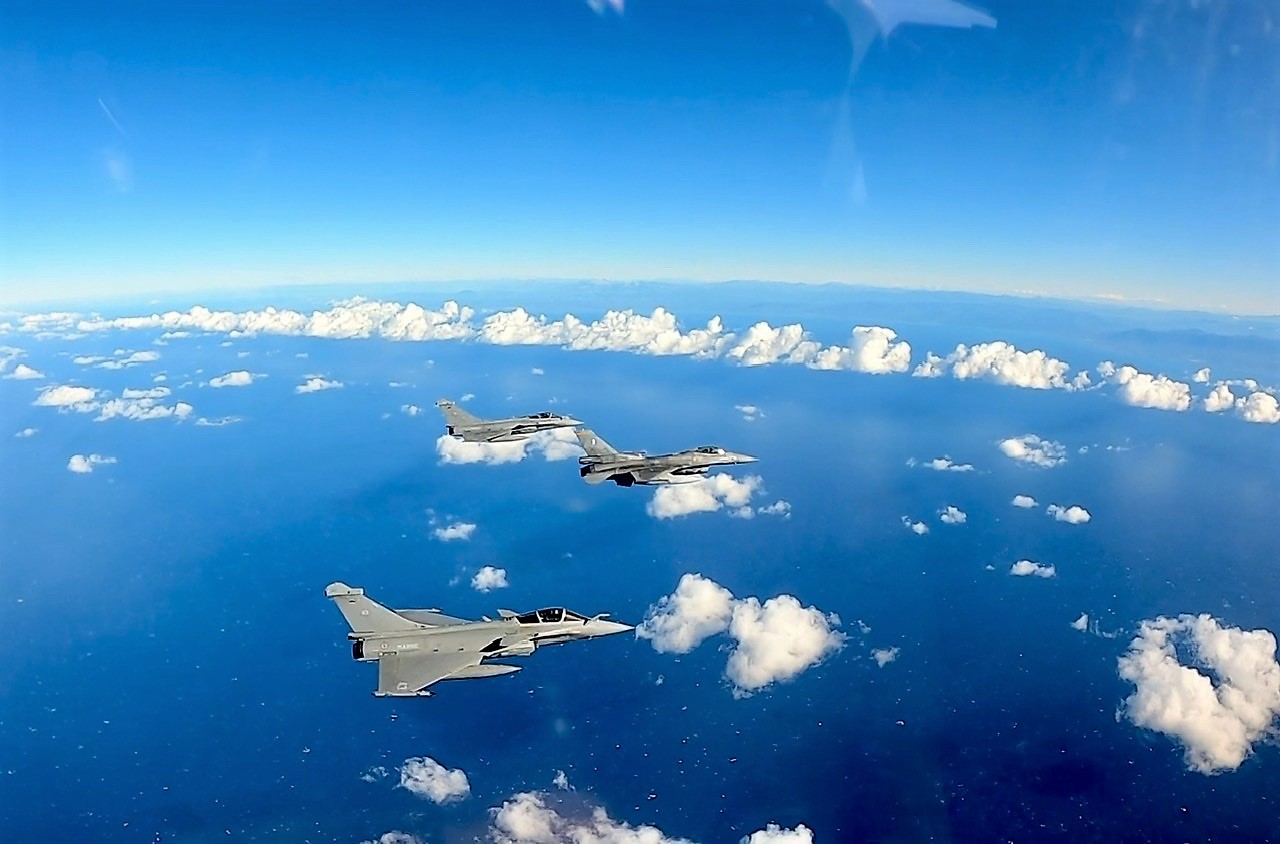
[436,399,582,443]
[325,582,632,697]
[575,428,758,487]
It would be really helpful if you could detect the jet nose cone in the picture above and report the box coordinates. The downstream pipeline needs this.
[734,453,759,464]
[562,417,584,427]
[589,620,634,637]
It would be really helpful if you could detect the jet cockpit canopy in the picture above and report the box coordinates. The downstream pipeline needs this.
[515,608,590,624]
[694,446,726,455]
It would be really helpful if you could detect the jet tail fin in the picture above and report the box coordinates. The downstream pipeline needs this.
[326,582,421,634]
[436,399,481,428]
[575,428,620,458]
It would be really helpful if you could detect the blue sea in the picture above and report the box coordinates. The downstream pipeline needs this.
[1,283,1277,842]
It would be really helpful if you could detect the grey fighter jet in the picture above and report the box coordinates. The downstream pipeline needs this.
[575,428,758,487]
[325,582,632,697]
[436,399,582,443]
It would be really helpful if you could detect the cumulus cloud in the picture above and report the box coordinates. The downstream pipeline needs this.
[296,376,343,394]
[741,824,815,844]
[397,757,470,804]
[208,370,253,388]
[361,833,421,844]
[489,791,691,844]
[939,505,967,525]
[723,321,816,367]
[647,473,763,519]
[436,428,581,465]
[636,573,735,654]
[735,404,763,422]
[1010,560,1055,578]
[916,455,973,472]
[1046,504,1091,524]
[913,341,1077,389]
[901,516,929,535]
[15,427,38,438]
[1236,391,1280,424]
[471,566,509,592]
[1118,614,1280,774]
[34,384,98,408]
[805,326,912,374]
[1097,361,1192,411]
[433,521,476,542]
[640,574,843,696]
[95,349,160,370]
[726,595,846,697]
[1071,613,1090,632]
[756,499,792,518]
[4,363,44,380]
[67,453,116,474]
[998,434,1066,468]
[1193,367,1212,383]
[872,647,900,668]
[401,404,423,416]
[481,306,730,358]
[1203,383,1235,413]
[1011,494,1037,508]
[95,397,193,422]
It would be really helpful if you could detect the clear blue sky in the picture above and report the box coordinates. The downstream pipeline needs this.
[2,0,1276,312]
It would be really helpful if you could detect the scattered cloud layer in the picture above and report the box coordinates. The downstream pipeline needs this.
[67,453,116,474]
[1047,503,1091,524]
[35,383,193,422]
[913,341,1085,390]
[1118,614,1280,774]
[471,566,509,592]
[638,574,844,696]
[1010,560,1055,578]
[998,434,1066,468]
[908,455,974,472]
[939,505,967,525]
[433,521,476,542]
[871,647,900,668]
[1011,494,1037,508]
[4,363,43,380]
[436,428,581,465]
[398,757,471,804]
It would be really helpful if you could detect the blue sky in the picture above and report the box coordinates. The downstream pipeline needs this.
[2,0,1276,312]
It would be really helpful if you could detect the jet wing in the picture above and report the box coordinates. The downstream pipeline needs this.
[376,651,482,696]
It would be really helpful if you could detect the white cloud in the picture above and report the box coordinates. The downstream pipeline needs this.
[917,456,973,472]
[435,428,581,465]
[587,0,625,15]
[1193,367,1212,383]
[209,370,253,388]
[15,427,38,438]
[433,521,476,542]
[757,499,792,518]
[481,306,730,358]
[726,595,846,697]
[471,566,509,592]
[1071,613,1090,632]
[94,397,193,422]
[647,473,763,519]
[636,573,735,654]
[34,384,98,408]
[741,824,815,844]
[401,404,423,416]
[1118,614,1280,774]
[4,363,44,380]
[196,416,241,427]
[397,757,470,804]
[1011,494,1037,508]
[121,386,170,399]
[1097,361,1192,411]
[530,367,544,376]
[361,833,422,844]
[296,376,343,394]
[914,341,1076,389]
[1236,391,1280,424]
[1046,503,1091,524]
[95,349,160,370]
[901,516,929,535]
[67,453,116,474]
[0,346,24,371]
[998,434,1066,468]
[723,321,815,366]
[806,326,912,374]
[552,770,570,790]
[872,647,900,668]
[1010,560,1055,578]
[939,505,967,525]
[489,791,691,844]
[1204,383,1235,413]
[735,404,763,422]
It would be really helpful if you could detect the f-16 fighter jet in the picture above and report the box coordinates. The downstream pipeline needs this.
[325,582,632,697]
[575,428,758,487]
[436,399,582,443]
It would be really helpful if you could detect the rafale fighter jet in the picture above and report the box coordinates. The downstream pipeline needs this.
[436,399,582,443]
[325,582,632,697]
[575,428,758,487]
